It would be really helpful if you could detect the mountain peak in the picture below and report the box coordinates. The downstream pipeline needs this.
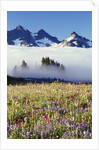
[38,29,47,33]
[16,25,25,30]
[34,29,60,45]
[53,32,92,48]
[70,31,79,38]
[8,25,36,46]
[71,31,78,35]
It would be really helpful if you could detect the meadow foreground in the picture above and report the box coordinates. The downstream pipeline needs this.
[7,82,92,139]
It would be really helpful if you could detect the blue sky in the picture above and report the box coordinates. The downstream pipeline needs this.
[7,11,92,41]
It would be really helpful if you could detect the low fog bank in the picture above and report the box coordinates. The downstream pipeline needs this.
[7,46,92,82]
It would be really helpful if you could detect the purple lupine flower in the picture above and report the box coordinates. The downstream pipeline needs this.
[73,125,76,130]
[38,124,41,129]
[33,109,36,114]
[50,126,54,132]
[26,128,29,132]
[43,107,47,111]
[28,107,30,111]
[62,120,65,125]
[30,131,33,135]
[8,128,11,133]
[84,124,87,131]
[42,132,45,138]
[48,106,51,110]
[80,122,84,128]
[78,131,80,138]
[57,106,60,111]
[53,119,55,122]
[17,128,20,133]
[80,131,83,135]
[78,107,82,111]
[61,132,67,138]
[34,126,37,132]
[68,131,70,136]
[43,122,46,126]
[63,127,65,132]
[84,130,89,138]
[70,120,74,125]
[76,122,79,127]
[45,133,48,138]
[52,104,55,110]
[74,131,76,136]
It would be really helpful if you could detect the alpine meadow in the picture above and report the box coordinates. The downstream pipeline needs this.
[7,11,92,139]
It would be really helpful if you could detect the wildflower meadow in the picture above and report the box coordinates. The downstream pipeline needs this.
[7,82,92,139]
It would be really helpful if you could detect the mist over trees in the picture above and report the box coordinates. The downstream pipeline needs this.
[41,57,65,70]
[12,57,65,78]
[21,60,29,69]
[13,60,29,76]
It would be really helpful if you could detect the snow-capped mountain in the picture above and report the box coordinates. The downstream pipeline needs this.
[34,29,60,47]
[52,32,92,48]
[7,25,92,48]
[7,25,38,46]
[7,25,61,47]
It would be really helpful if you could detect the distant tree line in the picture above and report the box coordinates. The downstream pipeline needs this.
[12,58,65,77]
[13,60,29,75]
[41,57,65,70]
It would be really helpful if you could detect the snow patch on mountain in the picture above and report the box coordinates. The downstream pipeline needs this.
[72,41,78,46]
[13,39,22,46]
[36,37,53,47]
[66,36,74,42]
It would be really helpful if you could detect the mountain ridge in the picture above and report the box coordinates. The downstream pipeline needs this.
[7,25,92,48]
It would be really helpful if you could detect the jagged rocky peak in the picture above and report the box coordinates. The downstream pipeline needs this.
[52,31,92,48]
[38,29,46,33]
[16,25,24,30]
[7,25,36,46]
[70,31,79,38]
[34,29,61,45]
[35,29,48,38]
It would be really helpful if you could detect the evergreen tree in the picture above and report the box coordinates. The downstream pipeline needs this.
[41,57,45,65]
[41,57,65,71]
[21,60,27,68]
[21,60,29,69]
